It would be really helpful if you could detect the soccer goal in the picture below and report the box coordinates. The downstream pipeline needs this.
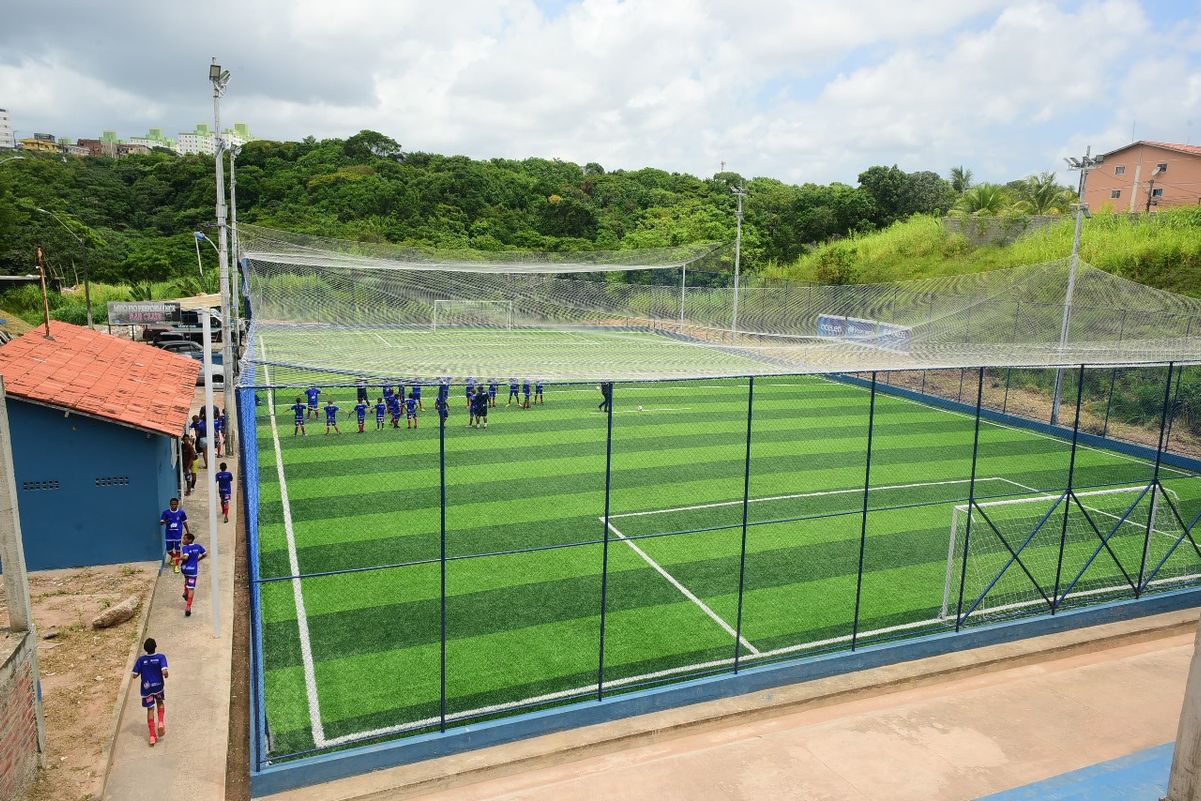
[431,299,515,331]
[939,484,1184,623]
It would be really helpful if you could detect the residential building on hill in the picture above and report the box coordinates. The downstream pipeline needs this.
[1087,141,1201,213]
[0,108,13,149]
[175,121,254,155]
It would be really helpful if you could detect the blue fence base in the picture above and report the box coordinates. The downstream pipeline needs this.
[249,587,1201,797]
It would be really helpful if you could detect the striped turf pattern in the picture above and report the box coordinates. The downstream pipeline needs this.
[253,375,1201,758]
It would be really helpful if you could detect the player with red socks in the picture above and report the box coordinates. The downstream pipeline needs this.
[132,638,168,746]
[179,532,207,617]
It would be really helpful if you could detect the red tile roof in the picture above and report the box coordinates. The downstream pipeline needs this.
[0,321,200,437]
[1100,140,1201,159]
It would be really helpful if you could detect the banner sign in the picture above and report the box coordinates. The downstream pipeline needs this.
[107,301,181,325]
[817,313,913,352]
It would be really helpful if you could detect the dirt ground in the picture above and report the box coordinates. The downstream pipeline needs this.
[0,562,157,801]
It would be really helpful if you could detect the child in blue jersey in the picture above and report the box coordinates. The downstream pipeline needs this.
[132,638,169,746]
[435,394,449,424]
[412,381,423,410]
[159,498,189,572]
[215,463,234,524]
[383,384,395,402]
[290,396,307,436]
[522,379,531,409]
[324,400,341,434]
[189,414,208,467]
[375,398,387,430]
[305,386,321,419]
[471,387,489,429]
[534,380,544,405]
[388,393,402,428]
[212,410,224,457]
[508,378,520,406]
[180,532,206,617]
[437,377,450,403]
[487,379,498,407]
[405,393,419,429]
[352,400,369,433]
[356,377,369,404]
[464,377,476,409]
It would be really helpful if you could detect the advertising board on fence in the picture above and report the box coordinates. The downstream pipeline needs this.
[107,301,181,325]
[817,313,913,352]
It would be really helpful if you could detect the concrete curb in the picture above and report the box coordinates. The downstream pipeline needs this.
[95,568,160,801]
[263,608,1199,801]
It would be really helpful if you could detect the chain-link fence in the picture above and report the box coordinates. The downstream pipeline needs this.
[239,363,1201,766]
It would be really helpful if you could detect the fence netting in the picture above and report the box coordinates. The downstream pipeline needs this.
[239,362,1201,766]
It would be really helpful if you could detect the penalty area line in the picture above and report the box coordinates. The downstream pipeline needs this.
[603,518,759,655]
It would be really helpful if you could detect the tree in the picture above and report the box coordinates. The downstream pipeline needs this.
[949,166,973,194]
[857,165,908,227]
[1012,172,1073,215]
[899,171,956,217]
[342,130,404,161]
[953,184,1012,215]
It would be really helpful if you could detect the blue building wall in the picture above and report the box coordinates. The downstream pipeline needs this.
[10,399,179,570]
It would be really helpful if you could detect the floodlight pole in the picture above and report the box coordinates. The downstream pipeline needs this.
[731,186,746,344]
[1051,146,1097,426]
[229,145,242,366]
[210,58,237,446]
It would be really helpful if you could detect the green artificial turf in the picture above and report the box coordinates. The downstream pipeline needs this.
[248,366,1201,759]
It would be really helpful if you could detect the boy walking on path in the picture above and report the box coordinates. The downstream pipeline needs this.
[132,638,169,746]
[180,532,207,617]
[160,498,189,573]
[215,463,234,524]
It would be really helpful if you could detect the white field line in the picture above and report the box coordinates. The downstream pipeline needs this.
[978,478,1182,543]
[822,374,1198,478]
[604,519,759,655]
[608,476,1024,520]
[369,332,390,346]
[260,339,328,748]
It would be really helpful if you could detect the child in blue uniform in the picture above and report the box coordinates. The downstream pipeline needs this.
[435,394,450,425]
[132,638,168,746]
[405,393,419,429]
[290,396,307,436]
[534,380,544,405]
[352,400,368,433]
[214,464,234,524]
[159,498,188,572]
[375,397,387,430]
[180,532,207,617]
[356,377,369,404]
[465,376,476,409]
[488,379,498,408]
[305,386,321,419]
[412,381,423,410]
[324,400,341,434]
[388,393,402,428]
[522,379,531,409]
[507,378,520,406]
[470,387,489,429]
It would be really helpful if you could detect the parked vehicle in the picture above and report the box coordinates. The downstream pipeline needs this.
[153,339,225,385]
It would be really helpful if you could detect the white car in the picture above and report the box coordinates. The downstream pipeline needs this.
[153,340,225,386]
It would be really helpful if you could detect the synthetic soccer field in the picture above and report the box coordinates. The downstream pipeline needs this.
[249,368,1201,759]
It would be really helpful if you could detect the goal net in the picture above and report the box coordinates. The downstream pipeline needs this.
[941,484,1192,624]
[432,300,514,330]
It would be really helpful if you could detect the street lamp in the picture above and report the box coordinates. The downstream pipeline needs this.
[36,207,92,327]
[0,154,24,166]
[209,58,234,395]
[1050,147,1103,425]
[193,231,219,276]
[730,185,746,344]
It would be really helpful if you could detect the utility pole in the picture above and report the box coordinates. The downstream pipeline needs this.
[35,248,53,340]
[36,208,91,327]
[228,144,242,366]
[1145,164,1164,214]
[209,58,236,446]
[1051,146,1101,425]
[731,185,746,345]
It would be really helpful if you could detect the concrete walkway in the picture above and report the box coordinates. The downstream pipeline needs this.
[273,613,1196,801]
[102,396,237,801]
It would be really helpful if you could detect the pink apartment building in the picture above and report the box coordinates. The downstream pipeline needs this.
[1085,141,1201,213]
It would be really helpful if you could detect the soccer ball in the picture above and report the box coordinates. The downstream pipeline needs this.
[637,405,644,412]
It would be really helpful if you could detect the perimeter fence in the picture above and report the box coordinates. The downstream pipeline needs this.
[238,362,1201,767]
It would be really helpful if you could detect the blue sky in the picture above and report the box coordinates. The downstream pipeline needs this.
[1,0,1198,185]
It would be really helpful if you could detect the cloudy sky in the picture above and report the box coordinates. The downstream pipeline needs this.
[2,0,1199,184]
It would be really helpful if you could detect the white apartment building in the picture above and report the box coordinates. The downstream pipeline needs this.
[0,109,14,149]
[175,122,253,156]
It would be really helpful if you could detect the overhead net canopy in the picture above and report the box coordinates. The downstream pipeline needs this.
[237,225,1201,385]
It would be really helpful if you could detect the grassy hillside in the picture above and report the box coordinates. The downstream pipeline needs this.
[769,206,1201,296]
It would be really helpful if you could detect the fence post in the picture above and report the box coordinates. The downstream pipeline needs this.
[955,368,986,630]
[597,381,615,700]
[1137,363,1175,596]
[957,368,965,402]
[850,372,877,650]
[1164,363,1185,452]
[1051,365,1087,611]
[1102,309,1129,438]
[439,399,447,732]
[1002,302,1021,413]
[733,377,754,672]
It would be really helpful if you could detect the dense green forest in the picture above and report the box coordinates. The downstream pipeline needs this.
[1,129,1199,328]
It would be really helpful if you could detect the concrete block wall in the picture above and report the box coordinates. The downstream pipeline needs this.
[0,631,39,801]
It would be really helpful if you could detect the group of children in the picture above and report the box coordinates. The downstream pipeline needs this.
[139,431,236,747]
[286,378,545,435]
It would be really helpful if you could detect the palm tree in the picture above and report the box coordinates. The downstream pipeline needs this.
[949,165,973,194]
[953,184,1010,215]
[1012,172,1073,215]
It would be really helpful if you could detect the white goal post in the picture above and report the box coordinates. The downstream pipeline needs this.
[431,299,515,331]
[940,484,1180,622]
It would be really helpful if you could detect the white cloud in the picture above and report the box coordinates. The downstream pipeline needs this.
[0,0,1197,184]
